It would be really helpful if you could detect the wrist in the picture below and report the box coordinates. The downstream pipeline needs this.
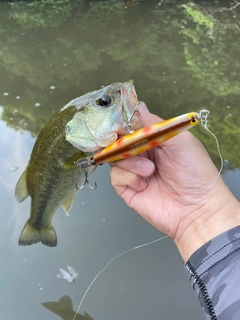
[174,179,240,262]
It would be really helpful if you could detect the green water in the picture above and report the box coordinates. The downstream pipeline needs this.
[0,1,239,319]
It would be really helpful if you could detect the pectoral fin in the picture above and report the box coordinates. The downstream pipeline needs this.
[62,151,86,170]
[62,192,76,215]
[15,170,29,203]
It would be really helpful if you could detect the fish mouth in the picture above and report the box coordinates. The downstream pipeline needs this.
[116,80,142,136]
[65,80,142,153]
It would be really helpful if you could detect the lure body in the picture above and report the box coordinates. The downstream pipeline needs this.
[93,112,200,164]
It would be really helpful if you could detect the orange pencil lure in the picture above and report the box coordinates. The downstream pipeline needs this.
[92,112,200,164]
[75,109,210,190]
[76,112,200,169]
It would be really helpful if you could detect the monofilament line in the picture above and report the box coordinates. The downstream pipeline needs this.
[199,109,224,188]
[72,235,168,320]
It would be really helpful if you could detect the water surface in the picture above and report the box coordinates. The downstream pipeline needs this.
[0,1,239,319]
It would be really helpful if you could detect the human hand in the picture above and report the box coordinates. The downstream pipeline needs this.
[110,103,240,261]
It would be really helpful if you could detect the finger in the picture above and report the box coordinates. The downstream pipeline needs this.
[139,103,164,126]
[110,166,148,195]
[109,155,155,177]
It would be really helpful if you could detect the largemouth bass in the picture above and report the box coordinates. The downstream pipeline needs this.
[15,81,140,247]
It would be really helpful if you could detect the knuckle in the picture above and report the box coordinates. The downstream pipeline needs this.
[127,171,138,186]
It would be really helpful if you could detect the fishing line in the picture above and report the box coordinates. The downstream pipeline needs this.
[72,235,169,320]
[199,109,224,188]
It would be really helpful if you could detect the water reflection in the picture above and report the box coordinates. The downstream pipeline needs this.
[42,295,94,320]
[0,1,239,320]
[0,0,240,168]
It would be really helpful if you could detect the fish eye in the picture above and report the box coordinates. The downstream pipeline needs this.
[97,95,112,107]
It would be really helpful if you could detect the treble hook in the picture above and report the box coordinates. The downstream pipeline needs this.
[125,101,143,133]
[76,169,97,190]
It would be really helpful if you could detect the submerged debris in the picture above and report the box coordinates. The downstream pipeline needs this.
[9,166,18,172]
[56,265,78,283]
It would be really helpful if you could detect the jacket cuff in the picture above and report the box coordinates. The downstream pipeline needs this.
[184,226,240,319]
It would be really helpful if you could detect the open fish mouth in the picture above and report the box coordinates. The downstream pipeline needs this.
[113,80,142,136]
[65,80,142,153]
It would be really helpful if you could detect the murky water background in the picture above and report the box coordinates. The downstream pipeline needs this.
[0,1,240,319]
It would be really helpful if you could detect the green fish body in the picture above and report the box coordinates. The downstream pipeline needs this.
[15,81,140,247]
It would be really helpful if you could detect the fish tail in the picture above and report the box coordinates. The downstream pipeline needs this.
[40,227,57,247]
[18,220,57,247]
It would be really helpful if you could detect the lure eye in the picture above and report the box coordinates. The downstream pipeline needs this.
[189,113,199,125]
[97,95,112,107]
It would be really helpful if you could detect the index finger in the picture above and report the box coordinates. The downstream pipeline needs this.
[139,103,164,127]
[109,155,155,177]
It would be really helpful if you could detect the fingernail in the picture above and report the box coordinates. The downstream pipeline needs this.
[136,159,154,175]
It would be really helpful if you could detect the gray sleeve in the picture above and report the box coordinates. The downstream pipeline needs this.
[184,226,240,320]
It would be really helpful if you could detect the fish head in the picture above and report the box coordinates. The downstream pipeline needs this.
[64,80,141,152]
